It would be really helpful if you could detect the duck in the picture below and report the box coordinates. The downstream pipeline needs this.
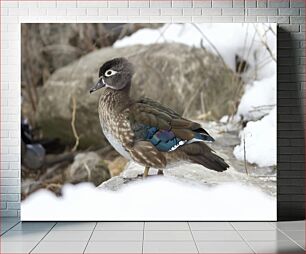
[90,57,229,177]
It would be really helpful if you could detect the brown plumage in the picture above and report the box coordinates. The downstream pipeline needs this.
[90,57,229,177]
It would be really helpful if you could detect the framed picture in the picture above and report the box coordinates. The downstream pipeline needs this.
[21,23,277,221]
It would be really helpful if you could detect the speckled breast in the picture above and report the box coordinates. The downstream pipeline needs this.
[98,95,134,160]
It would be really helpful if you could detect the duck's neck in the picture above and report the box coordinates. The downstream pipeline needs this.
[99,82,132,113]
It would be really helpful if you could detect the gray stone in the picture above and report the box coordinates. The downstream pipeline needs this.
[66,152,110,186]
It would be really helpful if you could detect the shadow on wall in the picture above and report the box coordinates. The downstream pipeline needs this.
[277,27,305,221]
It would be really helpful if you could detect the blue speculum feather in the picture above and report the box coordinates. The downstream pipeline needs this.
[195,133,215,142]
[145,127,185,152]
[145,126,214,152]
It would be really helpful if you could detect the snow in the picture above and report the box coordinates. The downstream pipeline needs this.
[232,25,276,167]
[237,76,276,121]
[233,107,277,167]
[220,115,229,123]
[233,69,276,167]
[21,178,276,221]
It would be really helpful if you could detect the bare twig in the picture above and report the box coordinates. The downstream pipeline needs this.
[249,104,275,113]
[197,111,212,120]
[155,23,170,43]
[191,23,227,68]
[229,25,257,103]
[23,25,38,114]
[83,162,92,180]
[71,96,80,152]
[200,91,206,114]
[254,24,276,62]
[182,86,202,118]
[243,134,248,175]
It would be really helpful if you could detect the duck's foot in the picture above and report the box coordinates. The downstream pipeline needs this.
[143,166,150,178]
[137,167,164,178]
[135,166,150,178]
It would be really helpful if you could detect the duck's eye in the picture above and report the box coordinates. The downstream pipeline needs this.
[105,69,117,77]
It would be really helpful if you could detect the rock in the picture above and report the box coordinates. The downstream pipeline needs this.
[65,152,111,186]
[21,151,111,200]
[100,159,275,197]
[42,44,82,71]
[106,156,129,177]
[21,141,45,170]
[99,176,126,191]
[36,43,241,148]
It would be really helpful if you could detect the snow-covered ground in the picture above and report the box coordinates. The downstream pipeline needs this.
[234,107,277,167]
[21,177,276,221]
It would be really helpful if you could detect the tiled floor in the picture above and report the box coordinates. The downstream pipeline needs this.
[0,218,304,253]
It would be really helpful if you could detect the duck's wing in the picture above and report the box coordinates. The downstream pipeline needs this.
[136,97,181,118]
[129,97,215,153]
[125,98,228,172]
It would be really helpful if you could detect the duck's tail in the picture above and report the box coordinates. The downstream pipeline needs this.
[180,142,229,172]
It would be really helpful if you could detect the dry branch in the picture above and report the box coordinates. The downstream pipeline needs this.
[243,134,248,175]
[71,95,80,152]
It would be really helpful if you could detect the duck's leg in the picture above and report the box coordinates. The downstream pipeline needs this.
[143,166,150,178]
[157,169,164,175]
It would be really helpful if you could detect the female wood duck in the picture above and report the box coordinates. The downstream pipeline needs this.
[90,58,229,177]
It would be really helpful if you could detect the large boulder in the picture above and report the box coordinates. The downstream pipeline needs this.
[36,43,241,148]
[65,152,110,186]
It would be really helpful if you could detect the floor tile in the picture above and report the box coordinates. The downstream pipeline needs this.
[249,240,304,253]
[1,229,7,235]
[1,222,20,233]
[282,230,305,241]
[85,241,142,253]
[1,225,15,234]
[239,230,291,241]
[32,241,87,253]
[0,241,37,253]
[1,221,20,228]
[11,222,55,231]
[189,222,234,231]
[196,241,253,253]
[143,241,198,253]
[144,230,193,241]
[192,230,242,241]
[0,230,47,242]
[1,218,20,223]
[96,222,144,231]
[295,240,305,250]
[52,222,96,231]
[275,221,305,231]
[42,230,92,242]
[282,230,305,249]
[232,222,276,230]
[90,230,143,241]
[145,222,189,231]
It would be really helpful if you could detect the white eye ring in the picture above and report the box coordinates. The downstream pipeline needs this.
[105,69,118,77]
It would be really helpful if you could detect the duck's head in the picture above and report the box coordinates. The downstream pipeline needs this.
[90,57,134,93]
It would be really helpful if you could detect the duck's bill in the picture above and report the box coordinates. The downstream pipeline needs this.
[89,78,106,94]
